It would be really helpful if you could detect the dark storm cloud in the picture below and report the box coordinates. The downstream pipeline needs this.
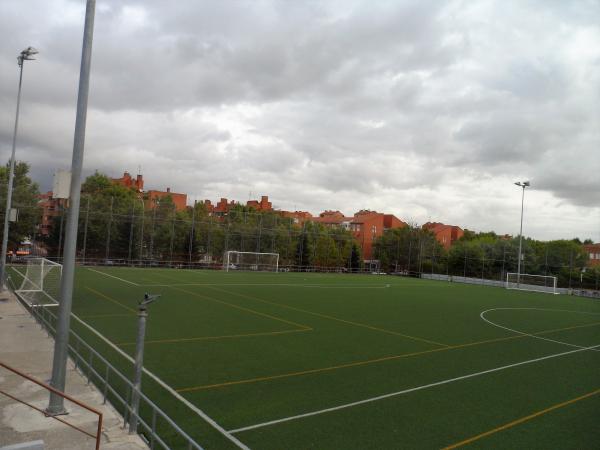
[0,0,599,240]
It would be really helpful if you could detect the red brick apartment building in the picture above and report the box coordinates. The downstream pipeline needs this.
[110,171,144,192]
[308,210,407,260]
[111,172,188,211]
[584,243,600,267]
[279,210,313,224]
[422,222,464,249]
[202,195,274,217]
[39,172,189,236]
[146,188,188,211]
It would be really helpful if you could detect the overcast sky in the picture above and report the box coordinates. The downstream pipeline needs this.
[1,0,599,241]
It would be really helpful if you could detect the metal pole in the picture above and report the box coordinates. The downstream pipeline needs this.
[129,307,147,434]
[82,196,90,264]
[188,200,196,264]
[138,198,145,264]
[168,204,175,266]
[57,205,65,261]
[149,202,156,260]
[105,196,114,262]
[47,0,96,415]
[129,293,159,434]
[128,200,135,263]
[516,185,525,285]
[1,52,30,288]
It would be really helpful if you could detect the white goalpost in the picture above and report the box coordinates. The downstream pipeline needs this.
[223,251,279,272]
[14,257,63,306]
[505,272,558,295]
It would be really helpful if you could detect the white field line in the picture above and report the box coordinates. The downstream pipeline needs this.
[228,343,600,435]
[481,308,600,353]
[137,282,390,288]
[70,313,249,449]
[87,267,140,286]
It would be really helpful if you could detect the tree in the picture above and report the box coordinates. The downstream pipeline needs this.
[0,161,41,250]
[45,171,141,259]
[349,242,361,270]
[373,226,443,273]
[295,228,311,268]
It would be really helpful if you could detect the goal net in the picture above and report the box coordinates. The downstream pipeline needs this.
[223,251,279,272]
[14,258,62,307]
[506,273,557,295]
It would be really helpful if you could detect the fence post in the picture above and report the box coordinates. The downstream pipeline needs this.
[57,205,65,261]
[128,200,135,263]
[105,196,114,262]
[169,204,176,266]
[138,198,145,264]
[149,202,157,261]
[82,196,90,264]
[188,200,196,264]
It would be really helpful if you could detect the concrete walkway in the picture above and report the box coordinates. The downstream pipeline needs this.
[0,291,147,450]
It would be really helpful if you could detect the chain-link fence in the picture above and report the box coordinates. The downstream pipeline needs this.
[4,196,599,291]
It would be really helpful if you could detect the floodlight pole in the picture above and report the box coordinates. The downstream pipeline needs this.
[47,0,96,415]
[129,293,160,434]
[0,47,38,290]
[514,181,530,287]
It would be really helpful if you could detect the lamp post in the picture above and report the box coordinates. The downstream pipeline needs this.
[0,46,38,289]
[47,0,96,416]
[514,181,530,286]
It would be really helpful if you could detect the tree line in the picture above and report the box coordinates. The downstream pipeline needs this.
[1,163,598,288]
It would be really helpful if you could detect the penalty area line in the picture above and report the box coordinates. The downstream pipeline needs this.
[228,343,600,435]
[87,267,140,286]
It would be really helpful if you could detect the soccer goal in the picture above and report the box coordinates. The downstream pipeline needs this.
[223,251,279,272]
[506,272,558,295]
[14,258,62,307]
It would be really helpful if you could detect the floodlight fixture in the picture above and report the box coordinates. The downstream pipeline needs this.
[18,47,39,65]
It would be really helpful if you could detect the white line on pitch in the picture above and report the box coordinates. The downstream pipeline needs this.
[87,268,140,286]
[71,313,249,449]
[481,308,600,353]
[228,343,600,434]
[135,282,390,288]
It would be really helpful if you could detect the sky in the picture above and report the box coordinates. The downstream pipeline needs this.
[0,0,599,241]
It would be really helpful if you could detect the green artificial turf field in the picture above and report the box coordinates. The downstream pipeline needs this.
[11,266,600,449]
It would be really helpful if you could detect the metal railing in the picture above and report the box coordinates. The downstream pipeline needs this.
[10,288,205,450]
[0,361,103,450]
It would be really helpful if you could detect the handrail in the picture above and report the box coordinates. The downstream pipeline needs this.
[0,360,103,450]
[10,286,206,450]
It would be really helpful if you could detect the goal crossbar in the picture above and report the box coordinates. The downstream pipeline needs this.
[223,251,279,272]
[505,272,558,295]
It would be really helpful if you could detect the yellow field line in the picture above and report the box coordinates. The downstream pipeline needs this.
[171,286,312,331]
[117,328,312,346]
[206,285,449,348]
[176,321,600,393]
[85,287,137,314]
[442,388,600,449]
[79,313,135,319]
[533,320,600,335]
